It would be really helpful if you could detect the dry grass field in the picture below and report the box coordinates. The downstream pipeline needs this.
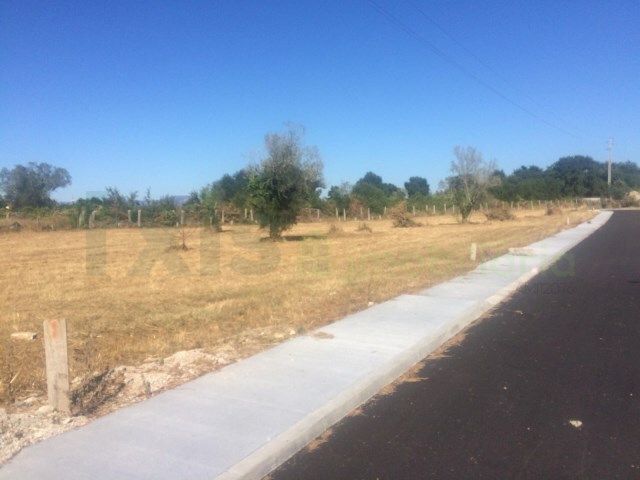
[0,207,596,408]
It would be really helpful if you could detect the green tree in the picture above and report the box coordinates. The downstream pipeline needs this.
[447,146,499,222]
[404,176,430,210]
[352,172,403,214]
[248,126,324,240]
[210,169,250,208]
[404,176,430,198]
[548,155,607,197]
[491,165,563,201]
[0,162,71,208]
[327,182,352,210]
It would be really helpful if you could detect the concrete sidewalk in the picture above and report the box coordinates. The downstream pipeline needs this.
[0,212,612,480]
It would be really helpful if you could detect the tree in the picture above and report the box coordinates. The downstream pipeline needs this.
[0,162,71,208]
[547,155,607,198]
[327,182,352,210]
[404,176,430,210]
[447,146,499,222]
[491,165,563,201]
[404,176,430,198]
[247,126,324,240]
[352,172,403,214]
[210,169,250,208]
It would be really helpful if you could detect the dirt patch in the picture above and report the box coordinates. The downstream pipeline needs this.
[0,327,296,465]
[305,428,334,452]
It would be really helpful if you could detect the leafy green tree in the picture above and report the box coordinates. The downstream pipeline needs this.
[446,146,499,222]
[404,176,430,198]
[404,176,430,210]
[611,161,640,192]
[352,172,403,214]
[327,182,352,211]
[0,162,71,208]
[209,169,250,208]
[492,165,562,201]
[247,126,324,239]
[548,155,607,197]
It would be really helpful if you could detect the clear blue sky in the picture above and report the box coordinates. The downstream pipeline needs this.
[2,0,639,201]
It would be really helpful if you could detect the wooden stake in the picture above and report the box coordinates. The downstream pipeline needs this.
[43,319,70,414]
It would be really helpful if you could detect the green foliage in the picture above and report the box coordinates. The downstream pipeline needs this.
[404,176,430,210]
[611,161,640,191]
[0,162,71,208]
[247,126,324,239]
[490,156,640,201]
[208,169,250,209]
[351,171,403,214]
[404,176,430,197]
[548,155,607,197]
[491,165,562,201]
[327,182,352,211]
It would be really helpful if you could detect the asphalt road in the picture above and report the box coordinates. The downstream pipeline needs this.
[268,210,640,480]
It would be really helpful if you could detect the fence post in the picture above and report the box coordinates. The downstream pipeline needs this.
[137,209,142,227]
[343,208,346,221]
[444,203,447,214]
[367,208,371,221]
[127,209,132,223]
[470,243,477,262]
[412,205,416,216]
[43,319,70,414]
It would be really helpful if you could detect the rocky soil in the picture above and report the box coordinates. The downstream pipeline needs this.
[1,326,298,465]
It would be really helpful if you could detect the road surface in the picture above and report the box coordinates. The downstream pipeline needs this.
[268,210,640,479]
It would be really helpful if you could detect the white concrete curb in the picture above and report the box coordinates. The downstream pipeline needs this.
[216,211,613,480]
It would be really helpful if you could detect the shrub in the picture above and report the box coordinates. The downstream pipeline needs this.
[486,207,515,221]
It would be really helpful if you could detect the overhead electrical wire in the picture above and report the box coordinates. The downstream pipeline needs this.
[406,0,547,111]
[365,0,580,139]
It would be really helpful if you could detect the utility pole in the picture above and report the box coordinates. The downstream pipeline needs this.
[607,138,613,187]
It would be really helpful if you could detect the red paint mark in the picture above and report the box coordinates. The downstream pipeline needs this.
[50,320,59,339]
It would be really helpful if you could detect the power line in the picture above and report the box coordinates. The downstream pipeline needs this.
[365,0,579,138]
[406,0,546,111]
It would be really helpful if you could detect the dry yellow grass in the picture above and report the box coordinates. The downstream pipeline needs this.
[0,208,596,406]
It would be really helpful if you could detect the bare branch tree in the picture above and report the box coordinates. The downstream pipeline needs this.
[448,146,499,222]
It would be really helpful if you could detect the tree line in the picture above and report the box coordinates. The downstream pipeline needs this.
[2,126,639,237]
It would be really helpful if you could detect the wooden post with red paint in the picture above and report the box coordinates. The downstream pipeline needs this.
[43,319,71,414]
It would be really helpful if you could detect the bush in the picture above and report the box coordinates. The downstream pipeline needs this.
[622,191,640,208]
[546,206,562,215]
[486,207,515,221]
[389,201,422,228]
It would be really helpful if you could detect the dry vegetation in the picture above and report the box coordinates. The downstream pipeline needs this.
[0,207,596,409]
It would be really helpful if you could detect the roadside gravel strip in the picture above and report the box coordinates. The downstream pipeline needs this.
[0,212,612,480]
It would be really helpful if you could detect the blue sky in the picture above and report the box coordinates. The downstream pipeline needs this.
[1,0,639,202]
